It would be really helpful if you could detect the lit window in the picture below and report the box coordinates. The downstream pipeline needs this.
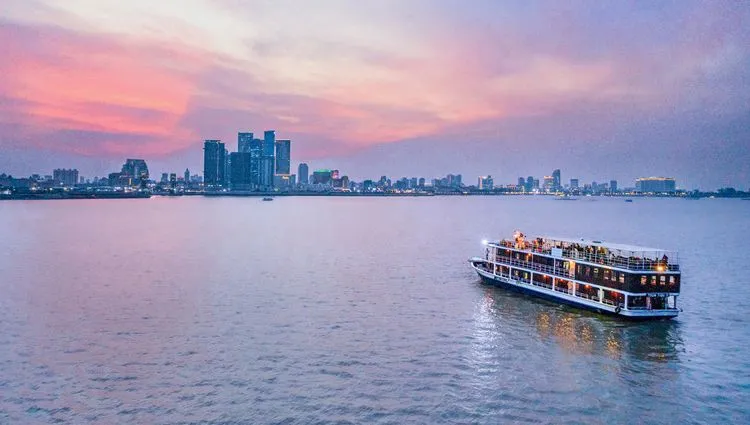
[651,275,657,285]
[669,276,676,285]
[660,275,666,285]
[604,270,610,280]
[619,273,625,284]
[641,276,647,285]
[594,268,599,277]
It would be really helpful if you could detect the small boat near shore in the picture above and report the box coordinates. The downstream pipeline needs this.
[470,231,681,320]
[262,197,274,201]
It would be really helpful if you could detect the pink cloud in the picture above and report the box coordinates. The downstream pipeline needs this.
[0,22,211,157]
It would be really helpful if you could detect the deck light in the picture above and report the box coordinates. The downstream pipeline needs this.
[481,239,488,246]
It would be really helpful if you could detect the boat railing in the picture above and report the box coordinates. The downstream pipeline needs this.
[495,240,679,272]
[628,306,679,311]
[495,256,573,280]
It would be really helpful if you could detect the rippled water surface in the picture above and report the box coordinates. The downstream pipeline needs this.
[1,196,748,424]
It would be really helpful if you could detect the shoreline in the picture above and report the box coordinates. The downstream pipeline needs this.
[0,191,724,201]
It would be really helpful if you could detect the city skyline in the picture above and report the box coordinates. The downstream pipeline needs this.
[0,128,731,192]
[1,1,749,189]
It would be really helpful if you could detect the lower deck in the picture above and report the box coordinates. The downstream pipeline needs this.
[470,258,678,320]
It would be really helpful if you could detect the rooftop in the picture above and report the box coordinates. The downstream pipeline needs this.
[540,236,670,253]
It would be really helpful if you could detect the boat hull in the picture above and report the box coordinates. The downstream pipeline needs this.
[469,259,677,321]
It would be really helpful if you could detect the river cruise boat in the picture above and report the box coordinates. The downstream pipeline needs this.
[469,231,681,320]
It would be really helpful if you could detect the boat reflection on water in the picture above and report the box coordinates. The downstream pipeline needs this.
[478,286,684,362]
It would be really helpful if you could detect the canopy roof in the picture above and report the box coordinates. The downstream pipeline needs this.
[540,236,672,254]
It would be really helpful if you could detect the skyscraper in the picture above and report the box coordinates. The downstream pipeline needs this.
[542,176,554,192]
[552,169,561,191]
[570,178,579,189]
[275,139,291,175]
[229,152,253,190]
[238,132,253,153]
[478,175,494,190]
[184,168,190,184]
[250,138,263,188]
[260,130,276,188]
[121,159,149,180]
[263,130,276,157]
[298,163,309,185]
[203,140,227,187]
[526,176,534,192]
[610,180,618,193]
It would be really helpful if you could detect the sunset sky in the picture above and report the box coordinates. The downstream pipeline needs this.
[1,1,749,189]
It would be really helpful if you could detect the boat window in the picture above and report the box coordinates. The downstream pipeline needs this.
[594,268,599,278]
[603,269,610,280]
[619,273,625,284]
[641,276,647,285]
[669,276,676,285]
[660,275,666,285]
[651,275,657,285]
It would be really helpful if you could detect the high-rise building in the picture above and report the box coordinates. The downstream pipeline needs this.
[259,130,276,188]
[249,138,263,187]
[169,173,177,189]
[543,176,554,192]
[161,173,169,183]
[121,159,149,180]
[610,180,618,193]
[312,169,333,185]
[552,169,561,191]
[418,177,425,187]
[229,152,253,190]
[238,132,254,153]
[203,140,227,187]
[298,163,309,185]
[635,177,676,193]
[570,178,579,189]
[478,175,494,190]
[275,139,291,175]
[263,130,275,157]
[518,177,525,188]
[526,176,534,192]
[53,169,79,186]
[184,169,190,184]
[259,158,274,188]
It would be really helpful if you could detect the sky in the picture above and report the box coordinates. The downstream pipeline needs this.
[1,0,749,189]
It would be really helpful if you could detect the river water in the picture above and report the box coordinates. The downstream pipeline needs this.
[0,196,748,424]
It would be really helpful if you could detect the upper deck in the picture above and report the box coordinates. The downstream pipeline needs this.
[490,234,679,272]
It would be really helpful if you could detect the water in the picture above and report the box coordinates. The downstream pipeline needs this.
[0,196,748,424]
